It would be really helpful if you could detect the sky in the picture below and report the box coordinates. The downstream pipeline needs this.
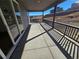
[29,0,78,16]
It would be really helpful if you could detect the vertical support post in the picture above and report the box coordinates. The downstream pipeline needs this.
[52,4,57,28]
[42,11,44,22]
[27,12,30,24]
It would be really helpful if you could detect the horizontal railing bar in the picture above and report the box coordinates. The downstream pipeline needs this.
[43,19,79,29]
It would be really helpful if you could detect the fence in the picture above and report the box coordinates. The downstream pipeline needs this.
[43,20,79,59]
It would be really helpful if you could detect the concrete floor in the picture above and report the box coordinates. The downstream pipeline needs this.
[21,23,66,59]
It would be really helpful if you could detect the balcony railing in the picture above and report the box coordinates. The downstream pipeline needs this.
[43,20,79,59]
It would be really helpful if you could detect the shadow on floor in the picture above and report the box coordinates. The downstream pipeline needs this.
[26,27,53,43]
[10,25,31,59]
[10,24,53,59]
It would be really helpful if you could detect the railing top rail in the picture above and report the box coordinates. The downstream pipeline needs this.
[54,22,79,30]
[43,19,79,30]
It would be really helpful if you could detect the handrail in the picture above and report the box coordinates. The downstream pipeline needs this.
[43,19,79,29]
[54,22,79,29]
[43,19,79,59]
[43,19,79,43]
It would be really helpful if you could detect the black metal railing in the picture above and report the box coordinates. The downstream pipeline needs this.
[43,20,79,59]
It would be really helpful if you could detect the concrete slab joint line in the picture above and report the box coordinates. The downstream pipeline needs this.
[40,23,67,59]
[42,36,55,59]
[39,23,55,59]
[10,23,67,59]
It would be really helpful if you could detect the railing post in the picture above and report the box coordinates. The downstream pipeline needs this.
[52,4,57,28]
[42,11,44,22]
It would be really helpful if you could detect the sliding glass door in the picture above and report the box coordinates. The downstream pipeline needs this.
[0,0,20,42]
[0,9,13,56]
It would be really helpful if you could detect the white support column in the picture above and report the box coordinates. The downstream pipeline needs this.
[20,11,29,30]
[0,49,6,59]
[0,8,15,45]
[27,12,30,24]
[18,0,29,30]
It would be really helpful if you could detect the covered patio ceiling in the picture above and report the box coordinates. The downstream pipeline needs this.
[18,0,66,12]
